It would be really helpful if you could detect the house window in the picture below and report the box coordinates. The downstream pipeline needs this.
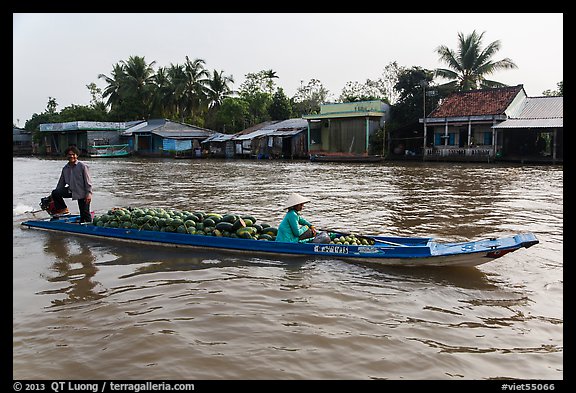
[483,132,492,145]
[435,133,455,145]
[310,129,322,145]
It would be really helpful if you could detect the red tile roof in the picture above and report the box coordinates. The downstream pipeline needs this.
[429,85,524,118]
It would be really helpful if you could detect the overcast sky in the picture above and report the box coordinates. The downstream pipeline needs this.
[13,13,563,127]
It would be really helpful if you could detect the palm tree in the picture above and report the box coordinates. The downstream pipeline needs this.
[150,67,173,118]
[181,56,210,121]
[164,63,188,120]
[263,69,279,94]
[203,70,236,131]
[98,63,126,110]
[120,55,157,119]
[98,56,157,119]
[434,30,518,91]
[206,69,235,110]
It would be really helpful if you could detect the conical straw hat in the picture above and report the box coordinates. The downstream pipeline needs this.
[283,193,311,209]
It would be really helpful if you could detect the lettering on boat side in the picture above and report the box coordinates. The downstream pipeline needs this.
[357,246,381,254]
[314,245,349,254]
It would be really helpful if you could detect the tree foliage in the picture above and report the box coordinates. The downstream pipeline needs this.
[216,97,250,133]
[338,62,402,104]
[268,88,292,120]
[20,30,534,139]
[339,80,385,103]
[24,98,109,142]
[389,67,441,130]
[379,61,403,105]
[542,81,563,97]
[291,79,329,116]
[435,30,518,91]
[239,70,278,96]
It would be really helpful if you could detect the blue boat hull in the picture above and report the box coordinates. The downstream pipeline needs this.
[21,216,539,267]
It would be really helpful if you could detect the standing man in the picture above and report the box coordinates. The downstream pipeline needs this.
[51,145,93,223]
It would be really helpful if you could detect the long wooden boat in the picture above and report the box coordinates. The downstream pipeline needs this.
[20,215,539,267]
[310,154,384,163]
[88,144,130,158]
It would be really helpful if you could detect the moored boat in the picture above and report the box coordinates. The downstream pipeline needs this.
[310,153,384,163]
[88,144,130,158]
[21,215,538,268]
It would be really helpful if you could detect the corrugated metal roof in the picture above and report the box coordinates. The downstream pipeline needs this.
[233,118,307,140]
[259,118,307,130]
[202,133,235,143]
[127,123,160,133]
[154,130,213,138]
[235,121,279,136]
[233,128,272,141]
[122,119,164,135]
[121,119,215,138]
[493,118,563,129]
[493,96,563,129]
[40,120,138,132]
[517,96,563,119]
[267,128,306,137]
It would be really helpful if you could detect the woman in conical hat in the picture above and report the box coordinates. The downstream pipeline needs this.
[276,193,317,243]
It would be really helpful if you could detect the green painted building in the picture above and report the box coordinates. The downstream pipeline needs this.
[303,100,389,158]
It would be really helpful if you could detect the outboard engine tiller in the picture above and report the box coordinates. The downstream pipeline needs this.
[40,195,57,215]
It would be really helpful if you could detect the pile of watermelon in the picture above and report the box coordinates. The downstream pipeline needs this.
[91,207,278,240]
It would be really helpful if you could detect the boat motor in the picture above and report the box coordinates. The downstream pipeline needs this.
[39,195,58,215]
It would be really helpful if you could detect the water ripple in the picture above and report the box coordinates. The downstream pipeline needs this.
[13,157,563,380]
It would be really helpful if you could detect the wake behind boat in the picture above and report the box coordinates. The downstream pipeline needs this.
[21,210,538,267]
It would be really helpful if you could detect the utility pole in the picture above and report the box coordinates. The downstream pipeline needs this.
[420,80,428,160]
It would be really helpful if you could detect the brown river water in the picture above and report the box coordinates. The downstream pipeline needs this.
[12,156,563,381]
